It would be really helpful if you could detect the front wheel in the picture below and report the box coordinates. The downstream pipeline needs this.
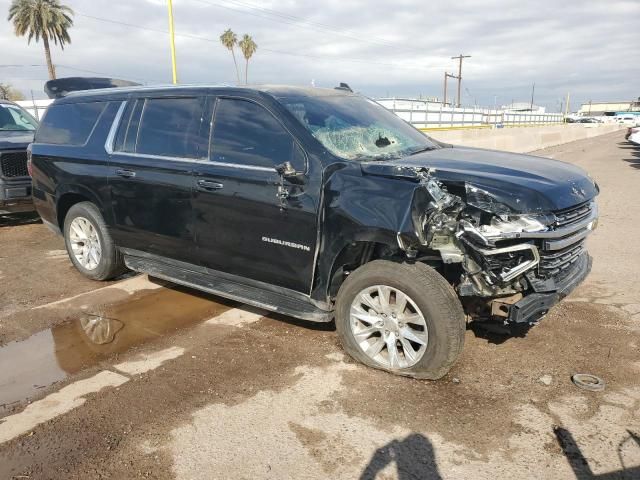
[335,260,465,379]
[63,201,126,281]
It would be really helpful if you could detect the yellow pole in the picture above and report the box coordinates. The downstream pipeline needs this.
[167,0,178,84]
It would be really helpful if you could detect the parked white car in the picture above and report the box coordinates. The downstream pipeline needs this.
[627,127,640,146]
[617,115,640,127]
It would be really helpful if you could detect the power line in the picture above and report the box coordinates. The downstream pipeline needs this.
[0,63,153,83]
[192,0,428,55]
[74,12,448,72]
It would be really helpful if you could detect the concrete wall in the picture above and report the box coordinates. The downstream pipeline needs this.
[427,124,623,153]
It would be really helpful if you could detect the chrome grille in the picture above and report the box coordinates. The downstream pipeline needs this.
[554,202,592,228]
[0,151,29,178]
[539,240,585,278]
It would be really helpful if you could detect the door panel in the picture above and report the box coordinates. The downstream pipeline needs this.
[193,164,317,292]
[192,97,318,293]
[107,96,209,264]
[108,155,195,262]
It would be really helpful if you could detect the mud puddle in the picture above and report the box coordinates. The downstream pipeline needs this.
[0,285,234,416]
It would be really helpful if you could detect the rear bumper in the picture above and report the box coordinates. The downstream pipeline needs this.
[508,252,591,324]
[0,177,34,214]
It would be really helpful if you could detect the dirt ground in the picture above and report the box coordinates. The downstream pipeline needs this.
[0,213,123,322]
[0,130,638,479]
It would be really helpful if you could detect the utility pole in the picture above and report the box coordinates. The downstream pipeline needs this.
[167,0,178,84]
[443,72,448,106]
[530,83,535,111]
[564,92,571,117]
[451,54,471,107]
[443,72,458,106]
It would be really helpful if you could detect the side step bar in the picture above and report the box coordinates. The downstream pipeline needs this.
[123,252,333,323]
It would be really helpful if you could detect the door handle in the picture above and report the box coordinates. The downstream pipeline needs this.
[115,168,136,178]
[197,179,224,191]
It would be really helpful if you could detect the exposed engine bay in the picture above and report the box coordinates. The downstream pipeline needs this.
[393,167,599,325]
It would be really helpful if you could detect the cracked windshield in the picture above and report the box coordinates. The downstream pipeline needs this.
[282,95,438,160]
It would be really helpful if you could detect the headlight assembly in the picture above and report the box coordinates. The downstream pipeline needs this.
[478,213,554,239]
[463,183,554,241]
[464,184,512,216]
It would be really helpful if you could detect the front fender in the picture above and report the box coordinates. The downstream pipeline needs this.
[311,164,431,302]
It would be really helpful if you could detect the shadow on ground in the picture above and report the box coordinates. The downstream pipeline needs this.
[360,433,442,480]
[0,211,40,227]
[554,427,640,479]
[618,141,640,168]
[467,320,532,345]
[148,275,336,332]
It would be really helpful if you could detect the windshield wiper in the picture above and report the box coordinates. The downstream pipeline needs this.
[408,146,437,156]
[351,153,399,162]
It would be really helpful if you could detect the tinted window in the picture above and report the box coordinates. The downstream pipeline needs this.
[36,102,106,145]
[135,97,207,159]
[211,98,301,170]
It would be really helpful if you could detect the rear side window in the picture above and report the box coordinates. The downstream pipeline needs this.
[211,98,302,170]
[35,102,106,145]
[134,97,207,159]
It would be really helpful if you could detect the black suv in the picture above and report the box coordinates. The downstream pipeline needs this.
[0,99,38,214]
[31,84,599,379]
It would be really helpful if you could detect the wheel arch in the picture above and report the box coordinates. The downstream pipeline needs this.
[324,231,401,300]
[56,185,107,230]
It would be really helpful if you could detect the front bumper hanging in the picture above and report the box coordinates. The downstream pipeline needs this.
[508,252,592,324]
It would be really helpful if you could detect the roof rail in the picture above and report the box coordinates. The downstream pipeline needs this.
[44,77,141,99]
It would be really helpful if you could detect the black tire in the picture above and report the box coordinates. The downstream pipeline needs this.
[63,201,126,281]
[335,260,465,380]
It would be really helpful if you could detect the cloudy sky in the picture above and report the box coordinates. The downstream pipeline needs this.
[1,0,638,111]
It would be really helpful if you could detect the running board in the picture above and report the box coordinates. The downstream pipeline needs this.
[123,252,333,322]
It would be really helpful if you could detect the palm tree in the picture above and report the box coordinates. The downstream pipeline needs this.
[239,34,257,85]
[8,0,74,80]
[219,29,240,85]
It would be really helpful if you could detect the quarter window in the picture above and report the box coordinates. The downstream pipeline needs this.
[35,102,106,145]
[133,97,207,159]
[211,98,303,170]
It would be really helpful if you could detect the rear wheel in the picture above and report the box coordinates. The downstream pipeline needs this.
[335,260,465,379]
[63,202,126,280]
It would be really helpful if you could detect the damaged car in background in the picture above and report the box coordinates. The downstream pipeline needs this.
[30,80,599,379]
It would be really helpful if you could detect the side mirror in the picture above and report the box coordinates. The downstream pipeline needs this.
[275,161,305,185]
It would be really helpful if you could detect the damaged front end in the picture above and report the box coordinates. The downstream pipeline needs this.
[378,166,598,325]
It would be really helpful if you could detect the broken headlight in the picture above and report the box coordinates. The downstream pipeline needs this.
[464,184,554,240]
[464,184,512,216]
[477,213,554,239]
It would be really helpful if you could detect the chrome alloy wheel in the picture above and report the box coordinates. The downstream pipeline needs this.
[349,285,428,369]
[69,216,102,271]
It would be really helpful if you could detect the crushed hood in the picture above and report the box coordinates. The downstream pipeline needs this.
[360,146,599,213]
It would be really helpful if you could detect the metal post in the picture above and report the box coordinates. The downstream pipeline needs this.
[451,54,471,107]
[167,0,178,84]
[443,72,448,106]
[30,90,39,121]
[530,82,535,112]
